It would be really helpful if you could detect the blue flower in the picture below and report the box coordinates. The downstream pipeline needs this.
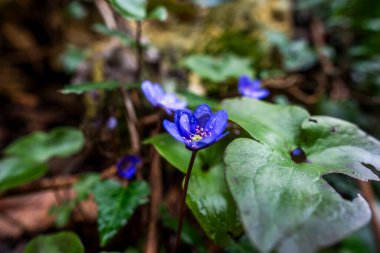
[238,75,269,99]
[116,155,141,180]
[106,116,118,130]
[163,104,228,151]
[141,80,187,114]
[290,147,307,163]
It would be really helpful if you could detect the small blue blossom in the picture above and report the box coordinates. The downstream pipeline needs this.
[141,80,187,115]
[290,147,307,163]
[116,155,141,180]
[106,116,118,130]
[163,104,228,151]
[238,75,269,99]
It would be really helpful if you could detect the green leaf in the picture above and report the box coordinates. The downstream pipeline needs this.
[147,133,242,246]
[49,173,101,227]
[225,138,370,253]
[265,31,317,71]
[161,206,207,253]
[59,45,88,73]
[300,116,380,181]
[65,2,87,19]
[223,98,309,151]
[5,127,85,163]
[61,81,140,94]
[144,134,203,174]
[94,179,150,246]
[110,0,147,20]
[49,200,76,228]
[74,173,101,200]
[92,24,135,46]
[179,92,220,110]
[147,6,168,21]
[0,157,48,192]
[23,231,84,253]
[187,163,242,246]
[222,98,380,253]
[181,54,253,82]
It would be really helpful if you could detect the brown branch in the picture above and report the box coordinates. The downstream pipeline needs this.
[135,20,143,81]
[310,17,349,100]
[262,74,304,89]
[119,87,141,155]
[0,210,29,232]
[144,151,162,253]
[358,181,380,251]
[144,115,163,253]
[2,166,116,198]
[95,0,142,177]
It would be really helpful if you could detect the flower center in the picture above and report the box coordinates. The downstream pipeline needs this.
[183,126,212,143]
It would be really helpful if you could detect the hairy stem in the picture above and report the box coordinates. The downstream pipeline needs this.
[171,151,198,253]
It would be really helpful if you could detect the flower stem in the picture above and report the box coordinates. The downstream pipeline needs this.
[171,150,198,253]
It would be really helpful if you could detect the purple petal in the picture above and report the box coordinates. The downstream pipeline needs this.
[158,93,187,114]
[153,83,165,98]
[204,110,228,137]
[251,79,261,89]
[106,116,118,130]
[238,75,252,95]
[178,112,199,137]
[194,104,212,127]
[141,80,165,107]
[196,131,229,149]
[248,89,270,99]
[116,155,141,180]
[163,120,187,144]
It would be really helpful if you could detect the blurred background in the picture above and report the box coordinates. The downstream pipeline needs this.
[0,0,379,252]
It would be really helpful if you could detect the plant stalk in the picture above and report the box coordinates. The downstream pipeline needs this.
[171,150,198,253]
[135,20,143,82]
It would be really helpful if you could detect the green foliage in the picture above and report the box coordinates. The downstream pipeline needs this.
[94,179,150,246]
[49,201,77,228]
[23,231,84,253]
[110,0,147,20]
[186,163,242,246]
[180,92,219,110]
[181,54,253,82]
[5,127,85,163]
[0,157,48,192]
[61,81,139,95]
[65,1,87,19]
[147,134,242,246]
[0,127,84,192]
[144,134,203,174]
[223,98,380,253]
[265,31,317,72]
[147,6,168,21]
[93,24,135,46]
[161,206,207,253]
[60,45,88,73]
[49,173,101,227]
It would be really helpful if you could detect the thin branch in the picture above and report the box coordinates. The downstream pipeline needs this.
[145,151,162,253]
[310,17,349,100]
[358,181,380,251]
[95,0,117,29]
[119,87,141,155]
[0,210,29,232]
[135,20,143,82]
[95,0,142,172]
[2,166,116,198]
[145,115,164,253]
